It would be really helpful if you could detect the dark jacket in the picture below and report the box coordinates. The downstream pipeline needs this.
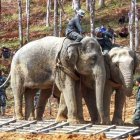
[66,15,83,35]
[136,87,140,105]
[97,32,113,51]
[0,76,7,94]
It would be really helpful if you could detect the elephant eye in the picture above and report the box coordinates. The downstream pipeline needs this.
[115,62,119,67]
[91,55,97,61]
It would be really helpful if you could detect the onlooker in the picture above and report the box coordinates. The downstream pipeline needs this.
[1,47,11,59]
[118,15,126,25]
[0,70,8,116]
[132,77,140,126]
[65,9,85,42]
[107,26,117,44]
[119,25,129,38]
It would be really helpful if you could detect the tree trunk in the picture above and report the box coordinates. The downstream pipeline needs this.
[54,0,59,36]
[90,0,95,37]
[26,0,30,42]
[46,0,50,27]
[59,9,62,37]
[86,0,90,11]
[0,0,1,22]
[98,0,105,9]
[135,0,139,51]
[18,0,23,48]
[129,0,135,50]
[72,0,80,10]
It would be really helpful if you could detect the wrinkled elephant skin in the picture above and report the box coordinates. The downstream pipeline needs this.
[10,36,106,124]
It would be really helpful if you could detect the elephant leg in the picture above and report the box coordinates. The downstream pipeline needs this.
[103,82,112,124]
[75,81,84,122]
[11,76,24,120]
[112,90,125,125]
[24,89,37,121]
[55,74,79,124]
[83,88,98,124]
[36,89,52,121]
[56,93,68,122]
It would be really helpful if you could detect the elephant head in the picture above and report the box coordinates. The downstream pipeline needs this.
[62,37,106,123]
[107,47,137,97]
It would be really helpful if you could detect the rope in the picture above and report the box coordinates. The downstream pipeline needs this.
[48,37,67,116]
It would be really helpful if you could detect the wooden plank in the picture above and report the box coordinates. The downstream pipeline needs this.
[93,125,116,135]
[66,123,92,134]
[40,122,69,133]
[0,119,16,127]
[111,127,139,139]
[6,120,37,132]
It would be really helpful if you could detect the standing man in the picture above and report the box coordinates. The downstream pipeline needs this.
[0,70,8,116]
[132,77,140,126]
[66,9,85,42]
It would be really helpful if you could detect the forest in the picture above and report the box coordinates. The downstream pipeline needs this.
[0,0,140,140]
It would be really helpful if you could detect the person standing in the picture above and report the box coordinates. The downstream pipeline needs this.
[0,70,8,116]
[65,9,85,42]
[132,77,140,126]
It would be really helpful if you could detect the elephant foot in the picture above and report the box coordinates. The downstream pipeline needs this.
[36,116,43,121]
[28,116,35,121]
[67,118,83,124]
[112,118,124,125]
[55,115,67,123]
[102,117,111,125]
[16,115,24,120]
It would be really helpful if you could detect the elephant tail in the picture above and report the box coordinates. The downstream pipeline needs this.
[0,73,11,89]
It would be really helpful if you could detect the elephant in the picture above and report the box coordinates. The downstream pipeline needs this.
[10,36,106,124]
[84,47,137,125]
[36,46,137,125]
[102,47,138,125]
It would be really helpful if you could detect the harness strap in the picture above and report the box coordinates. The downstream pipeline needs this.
[56,60,79,81]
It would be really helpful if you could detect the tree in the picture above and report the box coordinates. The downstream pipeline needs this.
[90,0,95,37]
[18,0,23,48]
[46,0,50,27]
[135,0,139,51]
[72,0,80,10]
[0,0,1,21]
[98,0,105,9]
[86,0,90,11]
[53,0,59,36]
[26,0,30,42]
[129,0,135,50]
[59,9,62,37]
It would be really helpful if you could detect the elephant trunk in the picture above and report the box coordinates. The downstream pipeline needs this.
[120,63,133,97]
[93,64,106,124]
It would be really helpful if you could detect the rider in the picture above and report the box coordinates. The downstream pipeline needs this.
[65,9,85,42]
[95,27,113,55]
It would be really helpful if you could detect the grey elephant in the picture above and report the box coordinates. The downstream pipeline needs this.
[103,47,137,124]
[10,36,106,124]
[85,47,137,125]
[36,46,137,125]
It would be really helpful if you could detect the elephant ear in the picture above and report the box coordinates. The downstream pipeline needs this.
[129,50,139,74]
[66,42,82,66]
[134,51,139,73]
[104,54,111,79]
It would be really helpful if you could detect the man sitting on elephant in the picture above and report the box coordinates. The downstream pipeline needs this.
[95,27,113,55]
[66,9,85,42]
